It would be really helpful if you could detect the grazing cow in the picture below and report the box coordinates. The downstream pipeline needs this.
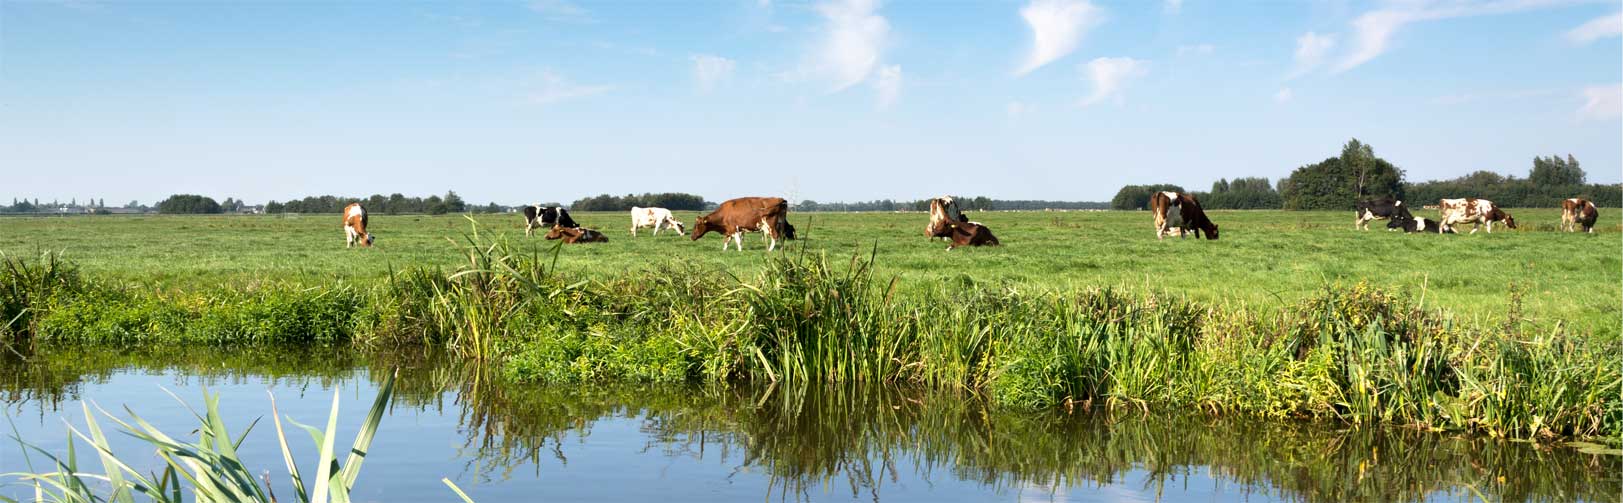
[1389,215,1455,234]
[545,225,609,244]
[342,203,374,248]
[943,221,999,250]
[1355,198,1413,231]
[629,206,686,237]
[523,206,578,236]
[1561,198,1599,233]
[1149,191,1219,240]
[1439,198,1515,234]
[689,197,790,251]
[925,196,969,239]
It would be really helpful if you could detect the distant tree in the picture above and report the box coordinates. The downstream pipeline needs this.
[265,201,285,213]
[157,194,222,214]
[1528,154,1586,186]
[1111,184,1186,210]
[1279,139,1405,210]
[125,200,140,209]
[443,191,466,213]
[426,195,446,215]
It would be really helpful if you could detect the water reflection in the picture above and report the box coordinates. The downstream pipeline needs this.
[2,346,1616,502]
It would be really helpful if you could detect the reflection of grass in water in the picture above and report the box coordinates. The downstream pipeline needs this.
[443,374,1620,503]
[2,349,1616,502]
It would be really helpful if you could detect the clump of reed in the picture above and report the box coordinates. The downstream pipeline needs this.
[1,370,476,502]
[0,251,83,341]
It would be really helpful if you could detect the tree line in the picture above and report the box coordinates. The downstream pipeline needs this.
[1113,139,1620,210]
[569,193,708,211]
[265,192,485,215]
[798,197,1107,212]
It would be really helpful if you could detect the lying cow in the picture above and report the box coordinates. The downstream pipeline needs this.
[545,225,609,244]
[1561,198,1599,233]
[690,197,790,251]
[523,206,578,236]
[943,221,999,250]
[1438,198,1515,234]
[1388,215,1455,234]
[342,202,374,248]
[1150,191,1219,240]
[1355,198,1413,231]
[630,206,686,237]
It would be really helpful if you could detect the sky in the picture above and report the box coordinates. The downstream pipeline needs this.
[2,0,1620,205]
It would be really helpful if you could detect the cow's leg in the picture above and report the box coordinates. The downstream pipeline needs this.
[345,227,356,248]
[734,232,745,251]
[526,222,534,237]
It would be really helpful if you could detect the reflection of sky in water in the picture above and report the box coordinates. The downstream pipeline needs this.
[1,366,1612,502]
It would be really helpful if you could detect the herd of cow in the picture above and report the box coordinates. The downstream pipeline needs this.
[336,193,1603,250]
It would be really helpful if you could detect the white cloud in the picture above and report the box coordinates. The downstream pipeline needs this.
[525,71,613,106]
[1079,57,1147,106]
[1333,0,1580,74]
[1015,0,1103,76]
[810,0,890,92]
[1176,43,1214,57]
[528,0,592,23]
[1289,32,1335,77]
[1578,84,1622,120]
[690,54,736,92]
[1565,11,1622,44]
[1275,87,1294,103]
[873,64,902,109]
[1163,0,1183,15]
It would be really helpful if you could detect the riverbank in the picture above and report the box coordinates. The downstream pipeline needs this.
[4,242,1617,442]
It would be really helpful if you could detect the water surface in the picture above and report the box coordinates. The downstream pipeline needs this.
[1,346,1615,502]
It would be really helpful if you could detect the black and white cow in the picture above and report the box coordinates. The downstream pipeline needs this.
[1355,198,1413,231]
[1388,215,1455,234]
[523,206,578,237]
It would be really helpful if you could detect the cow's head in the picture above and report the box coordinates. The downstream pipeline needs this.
[363,233,375,247]
[1200,223,1219,240]
[669,219,687,235]
[544,225,572,241]
[690,215,720,240]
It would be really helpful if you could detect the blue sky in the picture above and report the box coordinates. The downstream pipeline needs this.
[2,0,1619,205]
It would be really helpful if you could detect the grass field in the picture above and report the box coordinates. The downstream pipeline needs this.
[2,208,1617,334]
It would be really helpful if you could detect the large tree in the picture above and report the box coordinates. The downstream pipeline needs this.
[1279,138,1405,210]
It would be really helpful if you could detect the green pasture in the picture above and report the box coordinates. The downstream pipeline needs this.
[2,208,1617,333]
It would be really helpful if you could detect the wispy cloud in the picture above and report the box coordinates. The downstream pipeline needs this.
[809,0,890,92]
[690,54,736,93]
[1079,57,1147,106]
[1289,31,1335,77]
[1176,43,1214,57]
[1163,0,1183,15]
[528,0,592,23]
[1429,88,1558,105]
[525,71,613,106]
[1333,0,1581,74]
[1015,0,1103,76]
[1006,101,1031,118]
[1578,84,1621,120]
[873,65,902,109]
[1275,87,1294,103]
[1565,11,1622,44]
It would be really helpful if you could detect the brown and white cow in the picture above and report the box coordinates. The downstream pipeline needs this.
[342,202,373,248]
[925,196,968,239]
[1438,198,1515,234]
[943,221,999,250]
[545,225,609,243]
[689,197,790,251]
[630,206,685,237]
[1561,198,1599,233]
[1150,191,1218,240]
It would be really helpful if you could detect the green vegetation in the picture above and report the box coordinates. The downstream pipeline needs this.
[266,191,469,215]
[2,209,1618,441]
[0,371,471,503]
[155,194,222,214]
[1407,154,1622,208]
